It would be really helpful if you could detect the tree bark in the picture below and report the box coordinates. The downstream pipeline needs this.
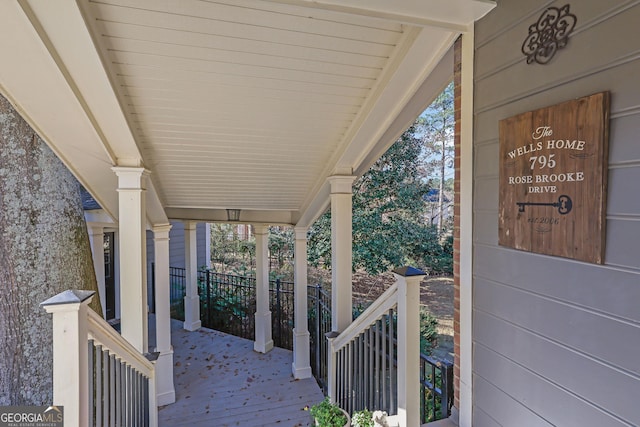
[0,94,100,405]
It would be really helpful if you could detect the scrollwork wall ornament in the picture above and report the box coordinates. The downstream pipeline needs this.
[522,4,577,65]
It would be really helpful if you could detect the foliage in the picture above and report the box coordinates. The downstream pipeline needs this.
[307,122,453,275]
[351,409,374,427]
[309,397,348,427]
[420,308,439,354]
[268,226,294,279]
[210,223,251,271]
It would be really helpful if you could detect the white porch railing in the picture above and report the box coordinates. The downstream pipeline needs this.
[328,267,424,427]
[42,290,157,427]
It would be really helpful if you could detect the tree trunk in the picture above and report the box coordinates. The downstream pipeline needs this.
[0,94,101,405]
[438,140,446,233]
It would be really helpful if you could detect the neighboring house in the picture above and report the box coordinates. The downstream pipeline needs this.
[83,188,210,321]
[424,188,454,228]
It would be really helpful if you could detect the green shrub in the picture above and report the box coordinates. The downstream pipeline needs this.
[420,308,438,354]
[309,397,348,427]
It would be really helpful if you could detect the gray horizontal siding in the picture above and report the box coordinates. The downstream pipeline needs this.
[473,0,640,425]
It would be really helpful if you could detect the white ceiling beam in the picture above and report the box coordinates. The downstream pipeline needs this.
[165,208,294,225]
[262,0,495,31]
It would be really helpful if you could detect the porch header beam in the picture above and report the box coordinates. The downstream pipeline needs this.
[263,0,495,31]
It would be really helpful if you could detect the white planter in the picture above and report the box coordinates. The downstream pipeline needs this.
[314,408,351,427]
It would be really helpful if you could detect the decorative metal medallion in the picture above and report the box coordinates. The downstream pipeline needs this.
[522,4,577,65]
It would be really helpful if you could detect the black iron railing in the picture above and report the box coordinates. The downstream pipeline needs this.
[308,284,332,393]
[334,308,398,416]
[165,268,318,351]
[420,353,453,423]
[159,267,453,422]
[169,266,186,321]
[199,271,256,339]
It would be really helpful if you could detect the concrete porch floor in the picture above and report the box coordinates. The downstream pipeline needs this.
[153,319,324,426]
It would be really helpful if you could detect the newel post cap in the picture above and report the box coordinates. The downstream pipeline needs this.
[41,290,95,311]
[392,266,426,277]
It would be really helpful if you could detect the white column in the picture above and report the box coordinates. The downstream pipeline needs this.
[183,221,201,331]
[42,290,95,427]
[113,167,149,354]
[204,222,212,269]
[459,27,475,427]
[88,224,106,318]
[292,226,312,378]
[153,223,176,405]
[254,224,273,353]
[394,268,425,427]
[329,175,356,332]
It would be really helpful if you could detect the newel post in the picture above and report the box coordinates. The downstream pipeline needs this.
[41,290,95,427]
[326,331,340,403]
[393,266,425,427]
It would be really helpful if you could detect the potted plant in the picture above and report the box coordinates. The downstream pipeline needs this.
[351,409,374,427]
[309,397,350,427]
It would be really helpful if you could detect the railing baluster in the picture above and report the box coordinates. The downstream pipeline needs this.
[88,340,95,426]
[103,348,109,427]
[110,354,116,427]
[432,363,437,420]
[381,314,387,413]
[374,320,380,410]
[368,326,374,410]
[315,285,321,383]
[144,375,150,427]
[355,334,365,411]
[389,308,395,415]
[96,344,103,427]
[137,371,143,426]
[127,365,132,426]
[115,357,121,426]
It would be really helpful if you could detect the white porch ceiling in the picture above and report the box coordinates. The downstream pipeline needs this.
[0,0,494,227]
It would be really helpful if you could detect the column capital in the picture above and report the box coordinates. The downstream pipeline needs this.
[254,224,269,235]
[294,226,308,240]
[327,175,356,194]
[87,224,105,236]
[183,220,197,231]
[112,167,150,189]
[152,223,172,238]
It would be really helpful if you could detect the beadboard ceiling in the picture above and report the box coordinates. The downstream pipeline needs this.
[0,0,494,226]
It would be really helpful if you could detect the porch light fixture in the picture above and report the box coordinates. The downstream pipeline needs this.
[226,209,241,222]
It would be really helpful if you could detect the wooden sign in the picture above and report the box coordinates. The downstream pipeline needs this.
[498,92,610,263]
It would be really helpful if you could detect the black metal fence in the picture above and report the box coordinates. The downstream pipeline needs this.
[198,271,256,340]
[166,268,314,351]
[334,308,398,416]
[161,268,452,422]
[420,353,453,423]
[308,284,332,394]
[169,267,186,321]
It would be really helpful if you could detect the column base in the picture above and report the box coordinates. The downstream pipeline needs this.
[153,348,176,406]
[183,319,201,332]
[254,310,273,353]
[292,328,312,379]
[253,339,274,354]
[449,406,460,425]
[291,363,312,379]
[183,295,201,331]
